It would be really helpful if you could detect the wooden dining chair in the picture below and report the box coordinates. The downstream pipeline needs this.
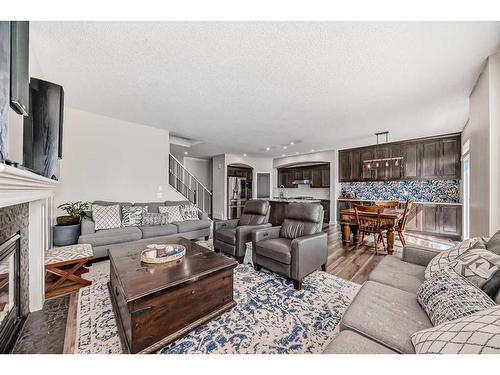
[374,200,400,208]
[395,200,413,246]
[353,205,386,255]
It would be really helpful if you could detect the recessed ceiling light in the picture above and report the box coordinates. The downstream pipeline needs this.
[310,149,315,152]
[265,147,270,151]
[295,152,299,155]
[184,151,189,155]
[243,153,247,157]
[283,146,287,150]
[290,141,295,145]
[281,154,286,157]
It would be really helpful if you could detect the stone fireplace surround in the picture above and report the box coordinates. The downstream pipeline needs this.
[0,163,58,320]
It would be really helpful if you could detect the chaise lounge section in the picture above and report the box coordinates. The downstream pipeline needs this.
[78,200,211,259]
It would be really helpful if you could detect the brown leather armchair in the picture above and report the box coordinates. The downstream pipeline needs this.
[213,200,271,263]
[252,203,327,290]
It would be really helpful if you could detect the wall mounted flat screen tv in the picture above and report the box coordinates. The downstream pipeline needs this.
[23,78,64,180]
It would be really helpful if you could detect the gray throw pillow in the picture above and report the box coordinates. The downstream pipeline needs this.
[412,304,500,354]
[487,230,500,255]
[447,247,500,298]
[92,204,121,231]
[159,205,184,222]
[142,212,169,226]
[417,267,495,326]
[424,238,487,280]
[179,204,199,221]
[121,206,147,227]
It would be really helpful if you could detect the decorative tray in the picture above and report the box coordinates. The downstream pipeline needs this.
[140,244,186,264]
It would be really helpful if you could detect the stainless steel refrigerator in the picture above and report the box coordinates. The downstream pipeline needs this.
[228,177,250,219]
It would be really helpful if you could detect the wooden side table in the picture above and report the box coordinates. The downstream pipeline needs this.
[45,244,93,299]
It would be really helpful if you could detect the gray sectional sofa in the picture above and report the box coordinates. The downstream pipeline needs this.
[324,240,500,354]
[78,200,211,259]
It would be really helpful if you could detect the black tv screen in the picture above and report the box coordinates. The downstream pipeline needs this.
[23,78,64,180]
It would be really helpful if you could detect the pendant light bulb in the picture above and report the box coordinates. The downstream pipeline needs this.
[385,161,389,167]
[375,162,379,168]
[395,160,399,166]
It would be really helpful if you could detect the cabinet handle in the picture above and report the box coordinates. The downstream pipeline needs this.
[115,286,119,296]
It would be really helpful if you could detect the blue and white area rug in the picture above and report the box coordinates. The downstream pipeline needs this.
[75,241,360,354]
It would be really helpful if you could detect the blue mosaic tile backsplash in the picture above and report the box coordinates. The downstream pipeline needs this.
[340,180,460,203]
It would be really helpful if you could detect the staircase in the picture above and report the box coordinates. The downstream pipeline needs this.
[168,154,213,217]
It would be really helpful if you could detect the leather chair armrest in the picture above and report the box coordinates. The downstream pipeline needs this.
[252,226,281,244]
[214,219,239,231]
[81,218,96,235]
[235,223,273,257]
[291,232,328,280]
[402,244,441,266]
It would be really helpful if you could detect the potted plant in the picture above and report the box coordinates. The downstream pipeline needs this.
[57,201,90,226]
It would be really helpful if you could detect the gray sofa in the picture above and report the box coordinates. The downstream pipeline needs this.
[78,200,211,259]
[325,240,500,354]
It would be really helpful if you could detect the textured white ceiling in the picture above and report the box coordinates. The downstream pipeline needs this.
[30,22,500,158]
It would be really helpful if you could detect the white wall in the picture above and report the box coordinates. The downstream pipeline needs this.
[212,154,226,219]
[184,156,212,190]
[462,52,500,237]
[54,107,185,213]
[273,150,337,223]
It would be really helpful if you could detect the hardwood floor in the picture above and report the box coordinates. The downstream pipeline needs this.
[323,224,456,284]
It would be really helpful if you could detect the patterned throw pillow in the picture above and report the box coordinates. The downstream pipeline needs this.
[179,204,199,221]
[417,267,495,326]
[411,305,500,354]
[142,212,169,226]
[448,248,500,298]
[425,238,487,280]
[121,206,147,227]
[92,204,121,231]
[159,205,184,222]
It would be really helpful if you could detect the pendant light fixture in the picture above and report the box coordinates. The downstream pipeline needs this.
[363,131,404,168]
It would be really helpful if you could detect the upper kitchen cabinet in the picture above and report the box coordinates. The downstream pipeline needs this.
[338,133,461,182]
[278,164,330,188]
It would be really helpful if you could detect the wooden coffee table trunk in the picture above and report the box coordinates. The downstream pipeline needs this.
[108,238,237,354]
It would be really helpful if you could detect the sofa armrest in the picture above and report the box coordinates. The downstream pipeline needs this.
[252,226,281,244]
[81,218,96,235]
[234,223,273,257]
[402,244,441,266]
[291,232,328,280]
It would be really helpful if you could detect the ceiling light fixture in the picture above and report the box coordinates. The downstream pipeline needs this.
[281,154,286,157]
[283,146,287,150]
[265,147,270,151]
[243,153,247,157]
[295,152,299,155]
[290,141,295,145]
[310,149,315,152]
[184,151,189,155]
[363,131,403,169]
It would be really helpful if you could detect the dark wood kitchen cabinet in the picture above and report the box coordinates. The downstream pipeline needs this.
[339,133,461,182]
[405,204,462,239]
[278,164,330,188]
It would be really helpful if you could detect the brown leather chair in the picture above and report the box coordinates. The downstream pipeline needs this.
[213,200,271,263]
[252,203,327,290]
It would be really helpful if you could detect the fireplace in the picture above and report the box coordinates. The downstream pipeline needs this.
[0,233,22,353]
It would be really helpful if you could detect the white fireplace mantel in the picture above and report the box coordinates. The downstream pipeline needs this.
[0,164,59,208]
[1,163,59,312]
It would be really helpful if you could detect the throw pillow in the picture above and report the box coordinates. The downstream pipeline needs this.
[411,304,500,354]
[92,204,121,231]
[142,212,169,226]
[121,206,147,227]
[448,247,500,297]
[159,205,184,222]
[487,230,500,255]
[179,204,200,221]
[417,267,495,326]
[424,238,487,280]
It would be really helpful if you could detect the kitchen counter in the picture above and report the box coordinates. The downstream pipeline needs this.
[337,198,462,206]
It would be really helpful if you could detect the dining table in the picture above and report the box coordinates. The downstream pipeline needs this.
[339,207,404,255]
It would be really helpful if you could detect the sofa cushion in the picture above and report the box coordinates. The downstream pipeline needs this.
[92,204,122,230]
[340,281,432,353]
[417,267,495,326]
[425,238,487,280]
[139,224,178,239]
[133,202,165,213]
[487,230,500,255]
[255,238,292,264]
[78,227,142,247]
[411,304,500,354]
[323,331,397,354]
[369,256,425,294]
[173,219,211,233]
[215,228,236,245]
